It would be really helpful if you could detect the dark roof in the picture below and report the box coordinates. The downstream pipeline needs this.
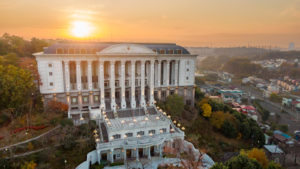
[43,42,190,54]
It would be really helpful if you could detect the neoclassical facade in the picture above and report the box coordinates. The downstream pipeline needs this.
[34,42,210,168]
[34,42,196,121]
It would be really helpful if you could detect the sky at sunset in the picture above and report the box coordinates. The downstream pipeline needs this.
[1,0,300,48]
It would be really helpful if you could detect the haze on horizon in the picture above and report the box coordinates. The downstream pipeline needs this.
[1,0,300,48]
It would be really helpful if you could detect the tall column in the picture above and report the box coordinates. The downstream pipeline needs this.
[149,60,155,105]
[123,149,127,163]
[76,60,82,91]
[140,60,146,107]
[99,61,105,110]
[97,150,101,164]
[136,148,139,161]
[174,60,179,86]
[166,60,170,86]
[110,149,114,163]
[148,147,151,160]
[157,60,161,100]
[159,144,162,157]
[76,61,82,110]
[88,60,94,106]
[131,60,136,108]
[88,60,93,90]
[157,61,161,86]
[121,60,126,109]
[64,61,71,118]
[64,60,71,92]
[110,61,116,111]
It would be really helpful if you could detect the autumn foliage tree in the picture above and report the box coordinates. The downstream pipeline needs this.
[46,100,69,114]
[241,148,269,169]
[201,103,212,118]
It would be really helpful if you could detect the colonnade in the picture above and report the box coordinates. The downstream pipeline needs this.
[64,59,180,112]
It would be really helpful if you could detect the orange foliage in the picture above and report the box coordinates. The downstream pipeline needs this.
[46,100,68,113]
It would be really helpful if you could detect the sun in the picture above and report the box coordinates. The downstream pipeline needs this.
[70,21,93,38]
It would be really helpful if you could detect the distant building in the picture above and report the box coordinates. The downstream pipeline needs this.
[264,145,285,165]
[288,42,295,51]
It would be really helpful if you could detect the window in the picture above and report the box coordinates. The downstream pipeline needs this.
[115,80,119,87]
[159,50,165,54]
[69,49,74,54]
[49,82,53,86]
[56,48,63,54]
[176,49,182,54]
[125,133,133,137]
[148,130,155,135]
[80,49,87,54]
[186,77,189,80]
[153,49,157,53]
[71,97,78,104]
[83,96,89,103]
[49,72,53,76]
[113,134,121,139]
[168,49,174,54]
[187,68,189,72]
[94,95,99,102]
[137,131,144,136]
[170,90,174,95]
[48,63,52,67]
[105,92,110,98]
[104,81,109,87]
[125,80,129,86]
[160,128,167,133]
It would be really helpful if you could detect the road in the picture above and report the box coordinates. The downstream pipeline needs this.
[239,85,300,133]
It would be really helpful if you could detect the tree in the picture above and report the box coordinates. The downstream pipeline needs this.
[225,155,263,169]
[251,126,265,147]
[221,119,238,138]
[165,94,184,118]
[267,162,284,169]
[21,161,37,169]
[201,103,212,118]
[269,93,282,103]
[210,111,226,129]
[195,87,205,101]
[241,148,269,168]
[0,158,11,169]
[46,100,69,114]
[0,65,35,117]
[211,163,229,169]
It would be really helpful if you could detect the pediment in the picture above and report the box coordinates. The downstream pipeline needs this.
[98,44,155,55]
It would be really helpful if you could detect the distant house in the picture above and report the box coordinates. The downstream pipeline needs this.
[240,105,256,114]
[219,89,243,103]
[264,145,285,165]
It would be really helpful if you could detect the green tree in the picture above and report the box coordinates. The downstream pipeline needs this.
[165,94,184,118]
[225,155,263,169]
[267,162,284,169]
[0,65,35,117]
[211,163,229,169]
[0,158,11,169]
[240,121,251,140]
[251,126,265,147]
[221,119,238,138]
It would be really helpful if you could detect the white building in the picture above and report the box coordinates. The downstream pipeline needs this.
[34,42,213,168]
[34,42,196,122]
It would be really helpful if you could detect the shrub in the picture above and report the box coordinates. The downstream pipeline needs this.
[59,118,73,127]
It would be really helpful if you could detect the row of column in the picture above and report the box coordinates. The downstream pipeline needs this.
[64,59,179,112]
[97,144,163,164]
